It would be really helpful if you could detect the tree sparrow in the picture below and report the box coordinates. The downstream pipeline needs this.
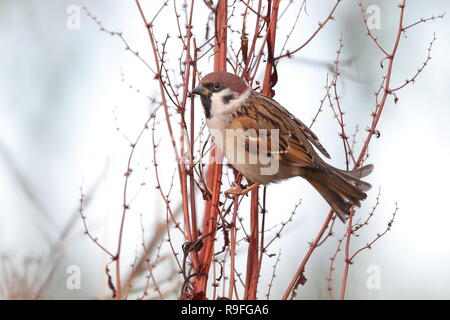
[192,71,373,221]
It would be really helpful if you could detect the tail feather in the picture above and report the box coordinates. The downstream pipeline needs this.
[338,164,374,179]
[306,164,373,222]
[337,167,373,192]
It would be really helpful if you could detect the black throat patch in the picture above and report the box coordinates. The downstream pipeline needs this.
[200,95,212,119]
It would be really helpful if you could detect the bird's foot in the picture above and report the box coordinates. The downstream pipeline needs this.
[224,182,260,198]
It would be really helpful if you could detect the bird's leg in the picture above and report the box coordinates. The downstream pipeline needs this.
[224,182,260,198]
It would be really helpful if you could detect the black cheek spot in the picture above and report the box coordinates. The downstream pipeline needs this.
[222,94,235,104]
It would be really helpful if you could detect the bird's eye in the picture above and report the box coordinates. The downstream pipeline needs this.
[213,83,221,90]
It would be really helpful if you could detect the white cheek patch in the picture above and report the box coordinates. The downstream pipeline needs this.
[207,88,251,130]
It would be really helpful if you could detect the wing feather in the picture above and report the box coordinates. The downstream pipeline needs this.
[253,93,331,159]
[227,92,325,169]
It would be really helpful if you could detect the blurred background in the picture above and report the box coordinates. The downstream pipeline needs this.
[0,0,449,299]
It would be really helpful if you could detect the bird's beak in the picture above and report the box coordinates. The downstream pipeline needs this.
[192,84,210,96]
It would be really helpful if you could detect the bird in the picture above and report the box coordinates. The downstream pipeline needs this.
[192,71,373,221]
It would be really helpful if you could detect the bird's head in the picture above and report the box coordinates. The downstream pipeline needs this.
[192,71,250,119]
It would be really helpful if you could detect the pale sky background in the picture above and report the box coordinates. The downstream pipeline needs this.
[0,0,449,299]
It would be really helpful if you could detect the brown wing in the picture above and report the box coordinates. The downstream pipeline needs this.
[253,92,331,159]
[228,92,323,168]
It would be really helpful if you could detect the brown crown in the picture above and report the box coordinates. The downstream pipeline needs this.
[200,71,249,94]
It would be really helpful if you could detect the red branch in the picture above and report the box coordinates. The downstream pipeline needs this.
[193,0,228,297]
